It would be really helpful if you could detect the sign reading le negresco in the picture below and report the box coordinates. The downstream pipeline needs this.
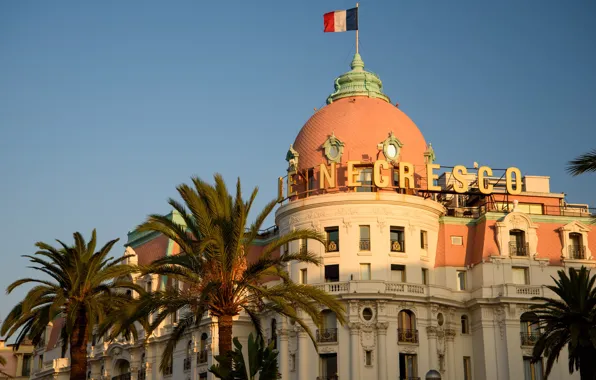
[278,160,522,199]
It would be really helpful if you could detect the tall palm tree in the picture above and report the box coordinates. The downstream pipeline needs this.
[531,266,596,380]
[567,149,596,176]
[117,174,345,372]
[1,230,138,380]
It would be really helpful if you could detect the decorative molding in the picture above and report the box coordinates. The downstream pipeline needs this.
[426,326,437,338]
[360,329,376,350]
[342,217,352,232]
[377,217,387,233]
[493,306,506,339]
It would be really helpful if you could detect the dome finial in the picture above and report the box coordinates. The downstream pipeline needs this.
[350,53,365,71]
[327,53,390,104]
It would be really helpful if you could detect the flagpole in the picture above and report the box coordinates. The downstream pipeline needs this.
[356,3,359,54]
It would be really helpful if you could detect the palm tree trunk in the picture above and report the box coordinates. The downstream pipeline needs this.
[69,308,88,380]
[218,315,234,358]
[579,349,596,380]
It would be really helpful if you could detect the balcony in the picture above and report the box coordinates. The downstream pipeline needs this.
[326,240,339,252]
[137,369,146,380]
[391,240,405,252]
[359,239,370,251]
[397,328,419,344]
[112,374,131,380]
[520,332,541,346]
[197,349,208,364]
[316,328,338,343]
[509,242,529,256]
[184,357,191,372]
[568,245,586,260]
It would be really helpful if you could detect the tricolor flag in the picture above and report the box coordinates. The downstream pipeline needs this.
[324,7,358,33]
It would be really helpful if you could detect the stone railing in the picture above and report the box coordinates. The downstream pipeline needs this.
[312,281,427,296]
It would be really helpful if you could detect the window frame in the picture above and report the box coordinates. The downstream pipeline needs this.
[457,270,467,291]
[390,226,406,252]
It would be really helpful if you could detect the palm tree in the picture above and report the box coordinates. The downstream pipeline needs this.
[1,230,138,380]
[567,149,596,176]
[117,174,345,371]
[531,266,596,380]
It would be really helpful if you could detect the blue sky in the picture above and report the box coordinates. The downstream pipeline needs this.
[0,0,595,323]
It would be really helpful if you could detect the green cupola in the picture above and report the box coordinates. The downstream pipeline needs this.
[326,53,391,104]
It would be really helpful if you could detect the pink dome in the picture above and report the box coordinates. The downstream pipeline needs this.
[293,96,428,172]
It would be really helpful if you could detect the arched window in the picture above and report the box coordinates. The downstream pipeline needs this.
[520,312,540,346]
[270,319,277,349]
[317,310,338,343]
[398,310,418,343]
[461,315,469,334]
[198,333,208,364]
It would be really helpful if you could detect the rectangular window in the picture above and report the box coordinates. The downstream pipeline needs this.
[509,230,527,256]
[325,264,340,283]
[421,268,428,285]
[307,168,315,192]
[457,271,467,291]
[391,264,406,283]
[325,227,339,252]
[359,225,371,251]
[300,268,308,284]
[320,353,338,378]
[420,230,428,250]
[399,353,418,379]
[390,226,406,252]
[523,357,543,380]
[451,236,463,246]
[360,263,371,280]
[22,354,31,377]
[300,238,308,254]
[513,267,529,285]
[463,356,472,380]
[365,350,372,366]
[356,167,373,192]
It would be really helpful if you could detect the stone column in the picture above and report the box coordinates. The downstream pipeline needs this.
[426,326,438,371]
[279,324,289,380]
[376,322,389,380]
[349,322,361,380]
[297,327,309,380]
[445,329,457,380]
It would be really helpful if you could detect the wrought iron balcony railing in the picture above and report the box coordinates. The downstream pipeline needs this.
[359,239,370,251]
[520,332,540,346]
[397,328,419,344]
[509,241,529,256]
[137,369,146,380]
[568,245,586,259]
[316,328,338,343]
[163,364,173,376]
[391,240,405,252]
[111,374,131,380]
[326,240,339,252]
[183,357,191,371]
[197,349,208,364]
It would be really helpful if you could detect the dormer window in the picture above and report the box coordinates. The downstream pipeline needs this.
[322,132,345,163]
[381,132,403,163]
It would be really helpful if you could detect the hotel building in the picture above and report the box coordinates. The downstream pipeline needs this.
[30,54,594,380]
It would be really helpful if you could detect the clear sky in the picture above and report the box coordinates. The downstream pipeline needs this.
[1,0,595,324]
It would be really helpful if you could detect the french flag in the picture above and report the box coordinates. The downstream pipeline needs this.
[324,7,358,33]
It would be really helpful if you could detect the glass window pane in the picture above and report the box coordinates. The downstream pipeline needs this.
[360,264,371,280]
